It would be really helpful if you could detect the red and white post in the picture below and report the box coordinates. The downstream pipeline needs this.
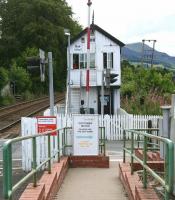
[86,0,92,113]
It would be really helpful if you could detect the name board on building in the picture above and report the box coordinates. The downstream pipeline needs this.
[74,44,82,52]
[73,115,99,155]
[37,116,57,136]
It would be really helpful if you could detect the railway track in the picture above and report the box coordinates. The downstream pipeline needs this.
[0,94,64,139]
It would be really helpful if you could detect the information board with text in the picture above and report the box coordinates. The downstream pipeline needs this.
[73,115,99,155]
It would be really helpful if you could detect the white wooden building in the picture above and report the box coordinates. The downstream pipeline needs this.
[68,24,125,114]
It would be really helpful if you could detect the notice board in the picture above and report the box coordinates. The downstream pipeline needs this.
[37,116,57,136]
[73,115,99,155]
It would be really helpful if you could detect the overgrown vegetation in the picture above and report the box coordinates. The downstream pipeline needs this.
[121,60,175,115]
[0,0,81,105]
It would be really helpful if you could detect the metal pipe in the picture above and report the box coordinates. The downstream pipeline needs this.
[48,134,51,174]
[131,133,134,174]
[48,52,54,116]
[143,136,147,188]
[123,130,126,163]
[68,34,71,113]
[101,70,104,115]
[32,138,37,187]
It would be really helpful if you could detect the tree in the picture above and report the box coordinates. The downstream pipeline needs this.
[0,0,82,91]
[9,63,32,94]
[0,67,9,91]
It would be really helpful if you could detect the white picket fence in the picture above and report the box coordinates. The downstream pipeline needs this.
[56,114,161,141]
[21,117,66,172]
[21,114,161,171]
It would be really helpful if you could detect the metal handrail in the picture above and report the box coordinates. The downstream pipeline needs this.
[123,129,174,200]
[3,127,67,200]
[99,127,106,156]
[3,125,106,199]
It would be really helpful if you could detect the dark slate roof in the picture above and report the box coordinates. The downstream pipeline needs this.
[70,24,125,47]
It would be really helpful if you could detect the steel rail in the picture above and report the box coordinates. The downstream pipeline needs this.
[0,96,49,112]
[0,97,64,137]
[0,95,63,119]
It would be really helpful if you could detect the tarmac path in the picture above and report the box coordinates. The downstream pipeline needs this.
[54,162,128,200]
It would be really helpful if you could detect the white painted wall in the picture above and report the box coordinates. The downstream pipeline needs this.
[113,89,120,114]
[69,29,121,86]
[81,87,98,113]
[69,27,122,113]
[70,87,98,114]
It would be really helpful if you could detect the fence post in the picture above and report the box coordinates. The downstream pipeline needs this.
[143,136,147,188]
[123,130,126,163]
[104,127,106,156]
[164,141,174,199]
[32,138,37,187]
[131,132,134,174]
[100,127,102,154]
[63,128,65,155]
[3,143,12,199]
[57,131,60,162]
[48,134,51,174]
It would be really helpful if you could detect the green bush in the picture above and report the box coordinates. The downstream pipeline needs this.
[121,61,175,115]
[9,63,32,94]
[0,95,15,106]
[0,67,9,91]
[21,90,35,101]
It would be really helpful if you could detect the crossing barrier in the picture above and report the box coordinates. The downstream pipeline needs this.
[123,129,174,200]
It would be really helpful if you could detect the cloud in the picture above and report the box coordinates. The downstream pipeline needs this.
[66,0,175,56]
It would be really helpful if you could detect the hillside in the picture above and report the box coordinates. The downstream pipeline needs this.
[121,42,175,69]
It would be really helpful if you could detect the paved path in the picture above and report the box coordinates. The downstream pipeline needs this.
[54,162,128,200]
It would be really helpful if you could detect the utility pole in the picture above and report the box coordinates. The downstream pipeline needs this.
[86,0,92,113]
[48,52,55,116]
[141,39,156,68]
[64,29,71,115]
[150,40,156,68]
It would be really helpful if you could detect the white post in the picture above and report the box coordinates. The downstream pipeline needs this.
[161,106,171,138]
[64,30,71,115]
[68,34,71,113]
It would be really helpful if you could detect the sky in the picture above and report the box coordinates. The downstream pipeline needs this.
[66,0,175,56]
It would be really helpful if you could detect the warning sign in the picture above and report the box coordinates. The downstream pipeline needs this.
[37,116,57,136]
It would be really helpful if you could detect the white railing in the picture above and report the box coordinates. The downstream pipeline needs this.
[70,69,102,87]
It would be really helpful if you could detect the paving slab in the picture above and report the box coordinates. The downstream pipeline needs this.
[54,162,128,200]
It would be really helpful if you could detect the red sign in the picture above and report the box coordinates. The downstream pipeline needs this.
[37,116,57,136]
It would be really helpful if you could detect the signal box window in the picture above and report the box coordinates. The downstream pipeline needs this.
[103,52,113,69]
[73,54,79,69]
[90,53,95,68]
[73,53,95,69]
[80,54,87,69]
[103,53,107,69]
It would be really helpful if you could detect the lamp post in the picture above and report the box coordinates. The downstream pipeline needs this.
[64,29,71,115]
